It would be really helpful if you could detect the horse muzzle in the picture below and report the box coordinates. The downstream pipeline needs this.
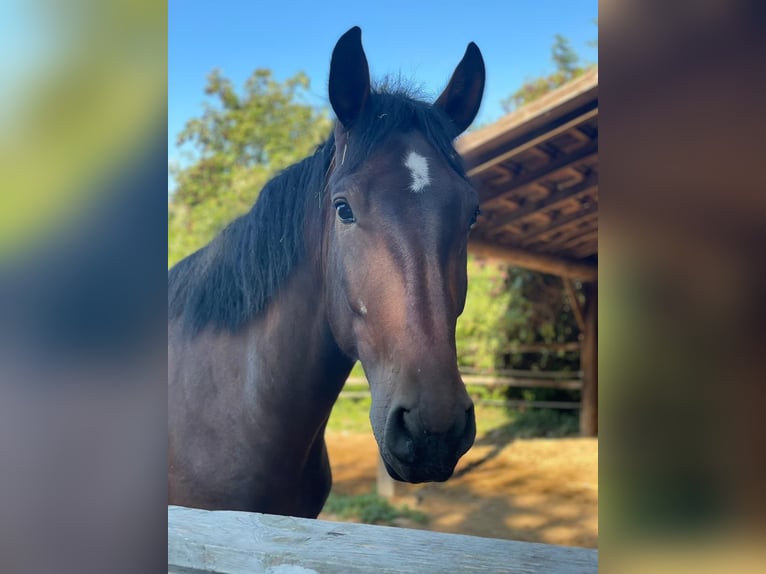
[380,402,476,483]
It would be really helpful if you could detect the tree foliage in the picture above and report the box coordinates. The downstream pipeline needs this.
[456,259,517,370]
[168,69,332,266]
[456,258,581,372]
[501,34,595,113]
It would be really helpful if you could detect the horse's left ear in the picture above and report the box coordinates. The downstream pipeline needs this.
[435,42,485,134]
[329,26,371,130]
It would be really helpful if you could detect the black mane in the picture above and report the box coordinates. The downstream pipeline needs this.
[168,86,465,336]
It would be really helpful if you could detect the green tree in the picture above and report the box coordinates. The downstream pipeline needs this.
[456,258,517,370]
[501,34,595,113]
[587,18,598,50]
[457,260,581,372]
[551,34,580,76]
[168,69,332,266]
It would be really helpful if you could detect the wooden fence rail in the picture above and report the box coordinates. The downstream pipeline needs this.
[342,369,583,409]
[168,505,598,574]
[459,367,583,380]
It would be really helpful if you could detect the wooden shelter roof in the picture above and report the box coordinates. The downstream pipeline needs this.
[458,68,598,281]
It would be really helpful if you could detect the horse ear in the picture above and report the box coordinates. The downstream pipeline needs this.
[435,42,485,134]
[329,26,371,130]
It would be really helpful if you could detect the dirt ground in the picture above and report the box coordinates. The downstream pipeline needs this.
[320,431,598,548]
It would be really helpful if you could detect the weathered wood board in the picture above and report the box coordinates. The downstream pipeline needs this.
[168,505,598,574]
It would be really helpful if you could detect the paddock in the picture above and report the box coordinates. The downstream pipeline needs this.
[168,506,598,573]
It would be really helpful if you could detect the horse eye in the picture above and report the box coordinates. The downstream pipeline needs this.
[469,207,481,229]
[334,200,355,224]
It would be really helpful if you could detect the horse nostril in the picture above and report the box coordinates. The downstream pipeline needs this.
[385,406,415,463]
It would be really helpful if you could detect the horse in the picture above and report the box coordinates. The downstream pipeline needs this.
[168,26,485,518]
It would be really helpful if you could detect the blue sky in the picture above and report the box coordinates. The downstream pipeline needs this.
[169,1,597,185]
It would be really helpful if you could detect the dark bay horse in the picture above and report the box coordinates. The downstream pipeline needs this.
[168,27,485,518]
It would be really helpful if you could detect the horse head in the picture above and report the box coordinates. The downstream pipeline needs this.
[322,27,485,483]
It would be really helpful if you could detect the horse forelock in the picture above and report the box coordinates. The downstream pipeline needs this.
[336,86,466,180]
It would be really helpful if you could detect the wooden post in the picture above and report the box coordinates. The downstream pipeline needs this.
[377,454,400,498]
[580,281,598,436]
[563,278,586,334]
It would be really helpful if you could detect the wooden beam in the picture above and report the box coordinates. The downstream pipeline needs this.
[457,67,598,156]
[474,139,598,207]
[343,379,584,399]
[465,108,598,179]
[469,240,597,281]
[569,126,592,143]
[547,227,598,252]
[563,278,586,333]
[519,206,598,246]
[525,227,598,258]
[571,242,599,259]
[345,366,583,389]
[168,506,599,573]
[464,378,583,391]
[478,399,582,410]
[579,281,598,436]
[460,367,583,379]
[485,172,598,232]
[502,341,581,353]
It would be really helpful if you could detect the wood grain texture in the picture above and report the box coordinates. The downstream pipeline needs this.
[169,506,598,574]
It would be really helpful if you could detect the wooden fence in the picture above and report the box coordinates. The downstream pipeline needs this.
[168,505,598,573]
[342,366,583,410]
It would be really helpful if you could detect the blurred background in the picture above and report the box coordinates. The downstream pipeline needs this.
[0,1,167,573]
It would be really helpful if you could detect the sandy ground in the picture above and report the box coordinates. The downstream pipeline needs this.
[320,431,598,548]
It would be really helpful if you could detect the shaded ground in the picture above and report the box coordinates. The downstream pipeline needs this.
[320,431,598,548]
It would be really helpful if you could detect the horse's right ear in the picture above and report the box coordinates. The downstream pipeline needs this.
[329,26,370,130]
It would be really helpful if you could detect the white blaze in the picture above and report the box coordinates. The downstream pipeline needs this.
[404,151,431,192]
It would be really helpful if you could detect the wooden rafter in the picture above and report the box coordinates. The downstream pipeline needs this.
[549,227,598,252]
[519,206,598,245]
[478,140,598,208]
[531,220,597,251]
[464,106,598,178]
[570,242,599,259]
[485,172,598,232]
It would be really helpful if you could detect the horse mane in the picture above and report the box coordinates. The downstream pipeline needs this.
[168,84,466,336]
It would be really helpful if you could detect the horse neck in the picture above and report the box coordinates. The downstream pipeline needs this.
[253,246,353,426]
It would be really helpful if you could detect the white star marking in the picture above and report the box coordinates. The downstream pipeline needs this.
[404,151,431,193]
